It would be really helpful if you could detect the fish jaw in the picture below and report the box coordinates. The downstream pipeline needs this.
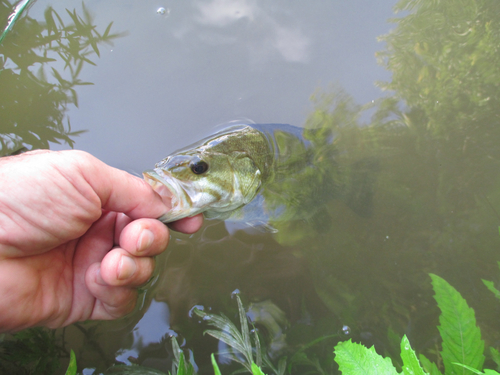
[143,169,203,223]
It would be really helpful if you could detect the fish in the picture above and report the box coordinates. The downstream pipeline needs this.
[143,124,315,223]
[143,123,376,226]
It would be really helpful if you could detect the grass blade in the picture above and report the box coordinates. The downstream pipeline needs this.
[211,354,222,375]
[65,349,77,375]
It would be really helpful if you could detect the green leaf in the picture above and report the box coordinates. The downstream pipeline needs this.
[211,354,222,375]
[430,274,485,375]
[251,362,267,375]
[483,262,500,301]
[419,354,443,375]
[177,352,186,375]
[65,349,77,375]
[489,347,500,370]
[334,339,399,375]
[482,279,500,301]
[400,335,427,375]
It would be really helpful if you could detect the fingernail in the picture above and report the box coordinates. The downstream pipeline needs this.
[118,256,137,280]
[137,229,154,252]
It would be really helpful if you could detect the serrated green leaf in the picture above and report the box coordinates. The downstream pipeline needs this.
[430,274,485,375]
[419,354,443,375]
[490,347,500,370]
[334,339,399,375]
[400,335,427,375]
[65,349,77,375]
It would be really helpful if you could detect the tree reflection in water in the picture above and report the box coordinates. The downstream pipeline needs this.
[0,0,125,155]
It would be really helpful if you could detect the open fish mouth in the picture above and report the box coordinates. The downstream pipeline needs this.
[143,169,198,223]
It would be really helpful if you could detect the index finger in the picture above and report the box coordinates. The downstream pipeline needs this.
[69,151,171,220]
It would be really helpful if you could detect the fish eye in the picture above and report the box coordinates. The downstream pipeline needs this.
[190,160,209,175]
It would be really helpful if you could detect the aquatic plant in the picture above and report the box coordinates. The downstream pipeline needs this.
[0,326,66,374]
[333,274,492,375]
[193,294,285,375]
[65,349,77,375]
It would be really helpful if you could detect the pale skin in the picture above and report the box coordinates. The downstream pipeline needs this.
[0,150,203,332]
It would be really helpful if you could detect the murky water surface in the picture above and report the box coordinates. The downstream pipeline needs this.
[2,0,500,374]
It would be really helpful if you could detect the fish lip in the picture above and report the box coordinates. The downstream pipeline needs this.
[143,169,196,223]
[143,170,174,197]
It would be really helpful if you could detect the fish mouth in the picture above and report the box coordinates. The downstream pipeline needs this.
[143,169,198,223]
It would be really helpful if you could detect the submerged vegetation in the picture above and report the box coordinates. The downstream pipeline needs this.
[40,273,500,374]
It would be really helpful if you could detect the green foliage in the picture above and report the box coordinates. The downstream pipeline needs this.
[400,335,427,375]
[482,262,500,301]
[0,327,66,374]
[334,339,399,375]
[171,337,196,375]
[333,274,492,375]
[419,354,443,375]
[0,0,125,154]
[430,274,484,374]
[211,354,222,375]
[193,294,275,374]
[65,349,77,375]
[489,347,500,371]
[251,362,267,375]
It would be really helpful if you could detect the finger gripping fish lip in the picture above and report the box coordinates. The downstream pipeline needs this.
[143,169,198,223]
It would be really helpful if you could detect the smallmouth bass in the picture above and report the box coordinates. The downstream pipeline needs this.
[143,124,315,224]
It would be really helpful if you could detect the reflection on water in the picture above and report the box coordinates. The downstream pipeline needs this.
[0,0,123,155]
[3,0,500,374]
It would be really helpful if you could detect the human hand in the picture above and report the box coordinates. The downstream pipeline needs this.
[0,150,203,332]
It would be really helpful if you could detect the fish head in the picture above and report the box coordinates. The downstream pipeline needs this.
[143,134,264,222]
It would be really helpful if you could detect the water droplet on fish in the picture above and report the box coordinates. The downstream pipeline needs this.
[342,325,351,335]
[231,289,241,298]
[157,7,170,16]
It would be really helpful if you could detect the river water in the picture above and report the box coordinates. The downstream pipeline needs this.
[2,0,500,374]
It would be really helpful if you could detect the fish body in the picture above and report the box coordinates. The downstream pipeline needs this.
[143,124,312,223]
